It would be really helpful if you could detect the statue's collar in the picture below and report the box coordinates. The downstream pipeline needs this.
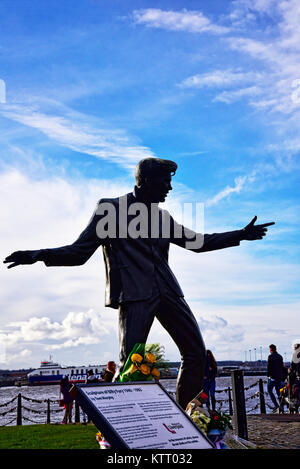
[132,185,140,200]
[132,185,151,204]
[132,186,160,211]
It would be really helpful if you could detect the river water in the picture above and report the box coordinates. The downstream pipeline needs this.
[0,376,275,427]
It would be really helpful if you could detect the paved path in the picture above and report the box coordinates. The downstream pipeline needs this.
[235,414,300,449]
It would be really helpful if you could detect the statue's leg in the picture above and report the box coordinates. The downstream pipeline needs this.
[113,295,160,382]
[156,295,206,410]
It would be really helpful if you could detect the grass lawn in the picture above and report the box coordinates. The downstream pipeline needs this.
[0,424,100,449]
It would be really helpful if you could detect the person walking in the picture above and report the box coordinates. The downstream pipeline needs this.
[267,344,284,412]
[203,350,217,411]
[60,376,74,424]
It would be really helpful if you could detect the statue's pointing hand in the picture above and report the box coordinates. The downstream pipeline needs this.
[3,250,41,269]
[241,216,275,241]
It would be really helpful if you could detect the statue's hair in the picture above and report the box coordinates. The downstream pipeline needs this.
[135,158,177,186]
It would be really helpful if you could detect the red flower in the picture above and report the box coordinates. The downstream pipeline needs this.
[200,392,208,400]
[214,416,219,421]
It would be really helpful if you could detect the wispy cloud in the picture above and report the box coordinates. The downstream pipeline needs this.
[206,176,248,206]
[0,100,155,170]
[228,0,277,27]
[226,0,300,114]
[132,8,230,34]
[178,69,262,89]
[214,85,262,103]
[174,1,300,118]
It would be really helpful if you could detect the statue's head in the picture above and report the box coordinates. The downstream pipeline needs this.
[135,157,177,202]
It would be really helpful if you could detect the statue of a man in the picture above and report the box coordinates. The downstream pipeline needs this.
[4,158,274,409]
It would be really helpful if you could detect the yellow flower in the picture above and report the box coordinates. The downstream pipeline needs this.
[151,368,160,379]
[145,352,156,364]
[131,353,143,363]
[129,364,138,374]
[140,364,150,375]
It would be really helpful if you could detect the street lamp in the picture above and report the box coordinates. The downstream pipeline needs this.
[260,346,263,361]
[249,349,252,362]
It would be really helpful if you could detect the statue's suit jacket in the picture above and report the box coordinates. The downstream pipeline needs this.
[42,189,241,309]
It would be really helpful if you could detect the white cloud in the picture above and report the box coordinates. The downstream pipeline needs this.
[2,309,109,351]
[0,100,155,170]
[197,315,244,345]
[226,0,300,114]
[228,0,277,26]
[0,348,32,366]
[214,85,261,103]
[178,69,262,89]
[132,8,229,34]
[176,1,300,123]
[206,176,248,206]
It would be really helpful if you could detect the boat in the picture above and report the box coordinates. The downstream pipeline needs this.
[159,367,179,379]
[27,359,106,385]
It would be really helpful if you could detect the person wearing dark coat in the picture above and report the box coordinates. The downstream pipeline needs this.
[267,344,284,411]
[203,350,217,411]
[85,369,99,384]
[103,361,116,382]
[60,376,74,424]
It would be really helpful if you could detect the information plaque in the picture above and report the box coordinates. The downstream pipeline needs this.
[76,382,214,449]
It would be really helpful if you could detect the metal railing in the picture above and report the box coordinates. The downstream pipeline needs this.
[0,377,281,428]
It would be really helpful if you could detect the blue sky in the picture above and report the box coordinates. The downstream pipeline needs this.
[0,0,299,369]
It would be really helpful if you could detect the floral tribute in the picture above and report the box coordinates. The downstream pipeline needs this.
[118,343,165,382]
[96,432,111,449]
[186,392,232,449]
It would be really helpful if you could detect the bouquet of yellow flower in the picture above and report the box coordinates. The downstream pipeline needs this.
[118,343,164,382]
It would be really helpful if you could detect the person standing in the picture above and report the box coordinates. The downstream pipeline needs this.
[291,343,300,377]
[290,343,300,400]
[85,369,99,384]
[267,344,284,412]
[203,350,217,411]
[60,376,74,424]
[103,361,116,382]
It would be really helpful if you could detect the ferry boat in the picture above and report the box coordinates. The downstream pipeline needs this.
[27,360,106,385]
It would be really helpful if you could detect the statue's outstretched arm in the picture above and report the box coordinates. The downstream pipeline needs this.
[170,215,275,252]
[4,201,105,269]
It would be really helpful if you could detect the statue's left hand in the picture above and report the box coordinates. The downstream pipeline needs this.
[241,216,275,241]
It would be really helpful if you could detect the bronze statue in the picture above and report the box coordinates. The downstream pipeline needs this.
[4,158,275,409]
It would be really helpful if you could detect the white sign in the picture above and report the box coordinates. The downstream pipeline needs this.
[79,382,213,449]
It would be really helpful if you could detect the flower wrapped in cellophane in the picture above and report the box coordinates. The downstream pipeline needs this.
[190,410,211,435]
[118,343,166,382]
[95,432,111,449]
[186,392,232,449]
